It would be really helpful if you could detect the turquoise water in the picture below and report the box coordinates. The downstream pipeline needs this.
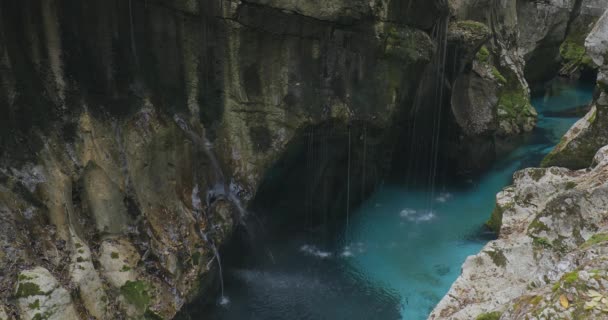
[196,79,594,320]
[348,79,595,319]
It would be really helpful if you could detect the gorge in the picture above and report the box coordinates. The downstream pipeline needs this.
[1,0,608,320]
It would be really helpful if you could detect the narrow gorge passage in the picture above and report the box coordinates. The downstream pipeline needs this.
[180,79,594,319]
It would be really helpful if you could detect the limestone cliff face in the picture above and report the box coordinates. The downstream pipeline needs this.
[0,0,447,319]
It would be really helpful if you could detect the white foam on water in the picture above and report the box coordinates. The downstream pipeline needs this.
[341,246,354,258]
[414,211,436,222]
[399,208,416,218]
[435,192,452,203]
[400,208,436,223]
[300,244,332,259]
[219,296,231,306]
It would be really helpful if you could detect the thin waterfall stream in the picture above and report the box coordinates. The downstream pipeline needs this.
[182,78,594,320]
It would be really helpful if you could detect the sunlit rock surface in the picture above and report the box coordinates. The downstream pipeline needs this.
[431,145,608,319]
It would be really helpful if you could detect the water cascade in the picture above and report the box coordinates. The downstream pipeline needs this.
[174,114,251,306]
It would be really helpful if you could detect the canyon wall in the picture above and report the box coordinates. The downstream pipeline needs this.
[0,0,606,319]
[431,7,608,320]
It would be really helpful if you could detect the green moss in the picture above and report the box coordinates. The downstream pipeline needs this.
[560,41,586,63]
[552,281,561,292]
[532,237,552,248]
[453,20,491,36]
[528,219,549,234]
[383,25,434,63]
[491,67,507,84]
[475,311,502,320]
[485,249,507,267]
[28,299,40,309]
[32,314,44,320]
[486,204,506,234]
[498,91,534,119]
[476,46,490,63]
[15,282,44,298]
[581,233,608,249]
[120,280,151,311]
[75,243,83,249]
[541,133,601,169]
[192,252,202,266]
[565,181,577,190]
[18,274,34,281]
[528,168,545,181]
[111,252,119,259]
[121,265,131,272]
[589,109,597,124]
[76,257,85,263]
[562,271,579,285]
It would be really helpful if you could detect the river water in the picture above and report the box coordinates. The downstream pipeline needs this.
[193,79,594,320]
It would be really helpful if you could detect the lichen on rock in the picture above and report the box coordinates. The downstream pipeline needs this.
[15,267,79,320]
[431,145,608,319]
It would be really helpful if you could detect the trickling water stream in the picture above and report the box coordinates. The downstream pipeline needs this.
[183,79,594,320]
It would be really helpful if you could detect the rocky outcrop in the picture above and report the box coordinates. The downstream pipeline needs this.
[543,10,608,169]
[431,145,608,320]
[518,0,606,81]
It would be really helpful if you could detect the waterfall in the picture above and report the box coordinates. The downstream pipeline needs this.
[428,18,449,210]
[173,115,247,223]
[401,14,450,210]
[175,113,251,307]
[361,124,367,201]
[191,183,230,306]
[305,127,315,230]
[211,243,230,305]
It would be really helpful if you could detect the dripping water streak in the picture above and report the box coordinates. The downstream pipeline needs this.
[345,126,352,242]
[128,0,139,67]
[361,125,367,201]
[211,243,229,305]
[429,18,449,210]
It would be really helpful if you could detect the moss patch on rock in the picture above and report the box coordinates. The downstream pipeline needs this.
[581,233,608,249]
[475,311,502,320]
[120,280,151,311]
[485,249,507,267]
[15,282,44,298]
[559,19,598,76]
[486,204,505,234]
[476,46,490,63]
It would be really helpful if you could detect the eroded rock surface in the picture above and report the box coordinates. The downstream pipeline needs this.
[431,145,608,319]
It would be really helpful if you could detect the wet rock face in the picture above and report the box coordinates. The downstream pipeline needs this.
[0,0,448,318]
[542,10,608,169]
[430,145,608,320]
